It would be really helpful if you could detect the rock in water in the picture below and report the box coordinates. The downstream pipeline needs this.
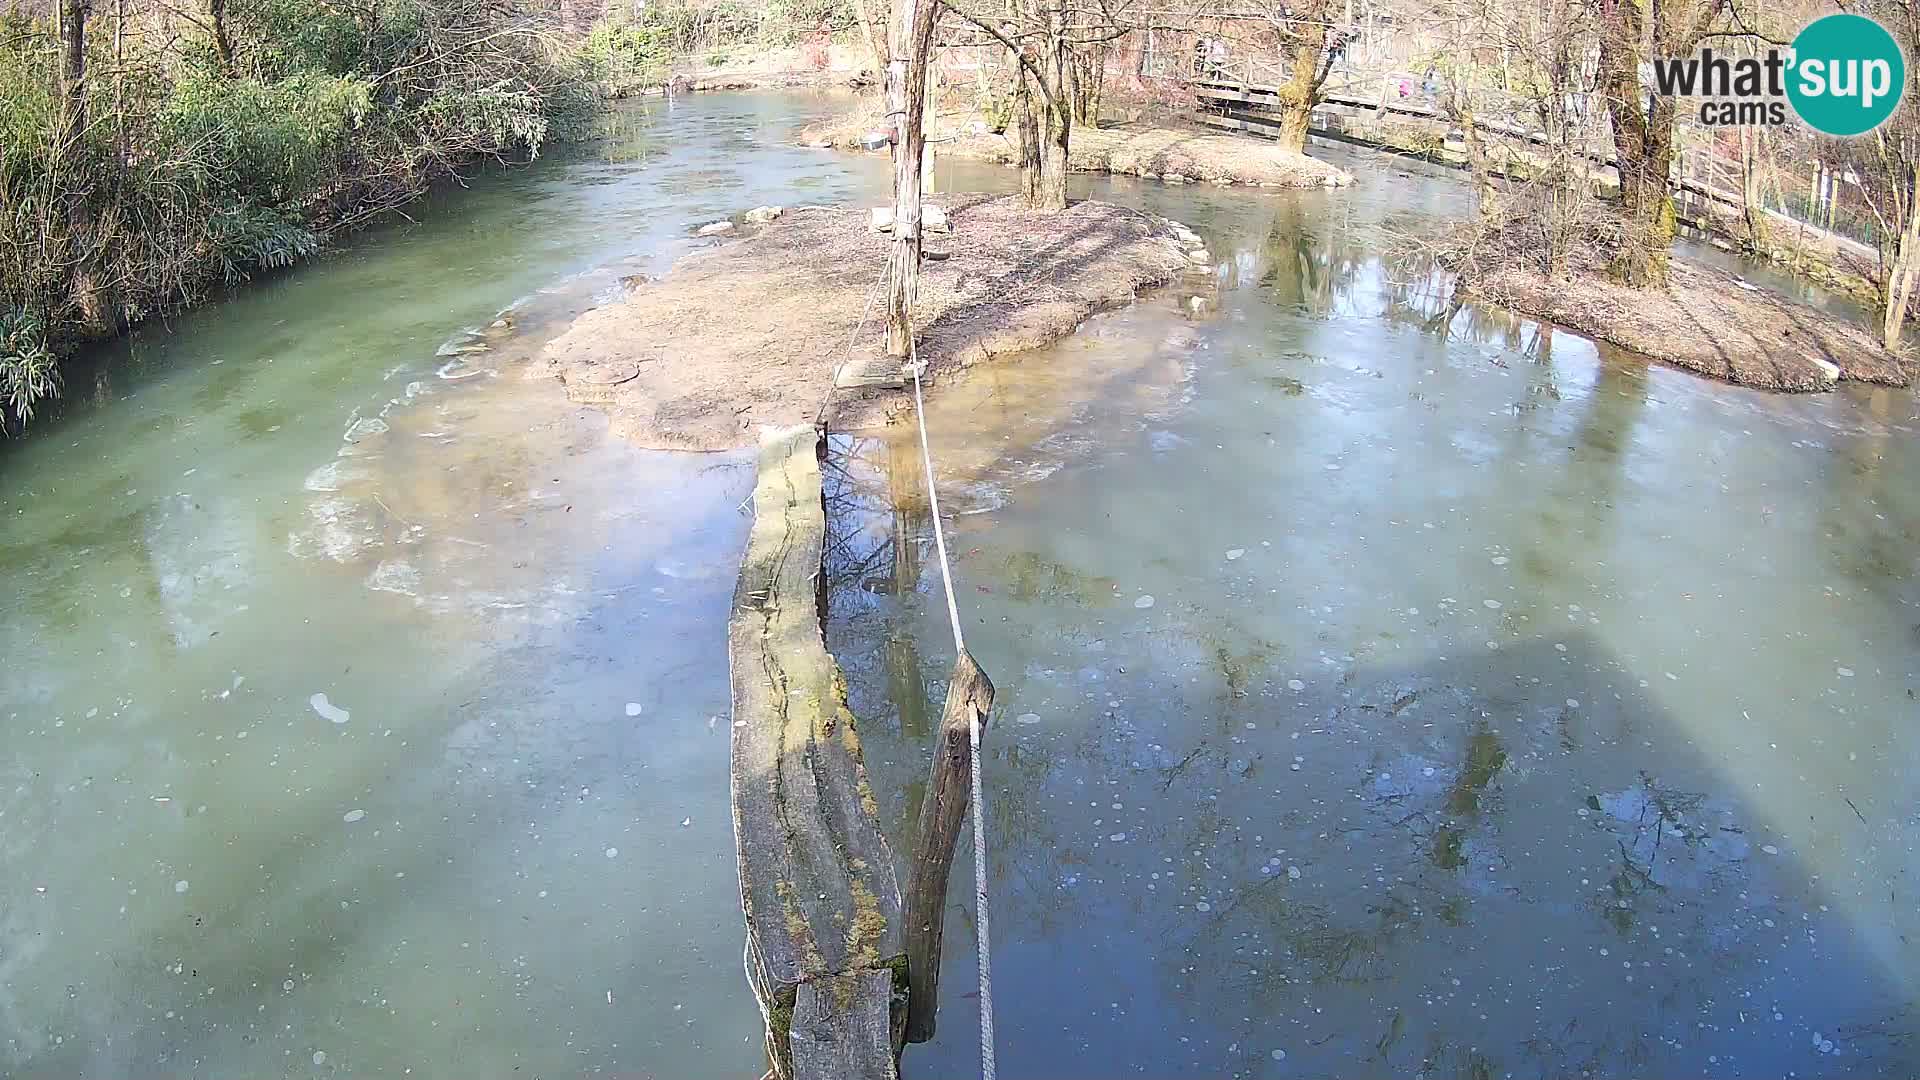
[696,220,736,236]
[744,205,783,224]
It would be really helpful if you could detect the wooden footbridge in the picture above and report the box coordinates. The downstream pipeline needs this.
[1185,65,1876,266]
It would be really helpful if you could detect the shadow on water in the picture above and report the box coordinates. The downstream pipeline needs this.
[828,469,1917,1075]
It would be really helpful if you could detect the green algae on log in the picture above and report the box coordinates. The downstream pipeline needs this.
[729,425,906,1079]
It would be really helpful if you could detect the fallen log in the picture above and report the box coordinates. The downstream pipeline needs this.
[729,425,907,1080]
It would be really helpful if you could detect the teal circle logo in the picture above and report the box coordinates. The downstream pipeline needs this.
[1787,14,1905,136]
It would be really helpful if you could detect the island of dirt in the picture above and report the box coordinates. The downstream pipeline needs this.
[800,105,1352,189]
[542,194,1204,450]
[1469,258,1913,391]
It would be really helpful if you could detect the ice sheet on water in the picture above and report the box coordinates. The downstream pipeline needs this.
[303,461,369,493]
[366,560,422,597]
[343,417,389,443]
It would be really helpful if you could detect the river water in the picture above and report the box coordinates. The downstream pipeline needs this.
[4,94,1917,1078]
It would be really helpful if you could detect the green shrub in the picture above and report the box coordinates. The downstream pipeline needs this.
[158,72,371,201]
[581,18,674,94]
[209,208,321,282]
[0,308,58,424]
[0,0,602,430]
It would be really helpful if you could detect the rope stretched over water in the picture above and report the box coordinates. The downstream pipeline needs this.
[906,331,995,1080]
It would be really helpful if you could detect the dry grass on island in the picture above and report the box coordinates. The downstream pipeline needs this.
[1469,258,1913,392]
[800,104,1352,190]
[542,194,1204,450]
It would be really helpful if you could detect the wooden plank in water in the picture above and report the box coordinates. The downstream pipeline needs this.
[729,425,906,1080]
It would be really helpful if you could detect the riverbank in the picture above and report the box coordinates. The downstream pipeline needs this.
[0,5,595,431]
[542,194,1202,450]
[800,103,1353,189]
[674,42,873,92]
[1468,257,1912,391]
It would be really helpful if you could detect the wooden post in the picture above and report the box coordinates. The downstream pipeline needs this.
[901,648,995,1044]
[884,0,942,359]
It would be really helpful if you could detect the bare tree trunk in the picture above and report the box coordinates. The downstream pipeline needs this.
[1034,16,1070,210]
[1086,42,1105,127]
[1038,107,1069,207]
[1738,126,1767,251]
[55,0,101,328]
[850,0,889,78]
[1884,161,1920,351]
[1596,1,1674,288]
[209,0,236,74]
[883,0,941,360]
[57,0,86,135]
[113,0,126,160]
[1014,62,1041,205]
[1273,21,1329,155]
[1064,41,1083,123]
[901,651,994,1045]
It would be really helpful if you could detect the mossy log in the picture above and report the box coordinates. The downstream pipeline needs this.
[729,425,907,1080]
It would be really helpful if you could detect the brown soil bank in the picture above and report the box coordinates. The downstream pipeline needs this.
[542,195,1200,450]
[1469,259,1913,391]
[802,108,1351,189]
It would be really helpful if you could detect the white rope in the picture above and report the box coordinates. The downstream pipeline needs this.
[908,335,966,656]
[906,333,995,1080]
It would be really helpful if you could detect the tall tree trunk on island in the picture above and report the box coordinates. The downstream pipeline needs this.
[1037,104,1069,208]
[1594,0,1704,289]
[883,0,940,360]
[1273,19,1329,154]
[958,0,1070,208]
[1033,16,1070,210]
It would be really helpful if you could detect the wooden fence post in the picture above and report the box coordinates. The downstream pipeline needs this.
[901,648,995,1044]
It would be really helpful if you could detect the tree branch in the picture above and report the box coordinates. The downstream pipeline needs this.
[943,6,1063,109]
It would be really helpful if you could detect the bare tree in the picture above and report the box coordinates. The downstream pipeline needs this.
[946,0,1138,208]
